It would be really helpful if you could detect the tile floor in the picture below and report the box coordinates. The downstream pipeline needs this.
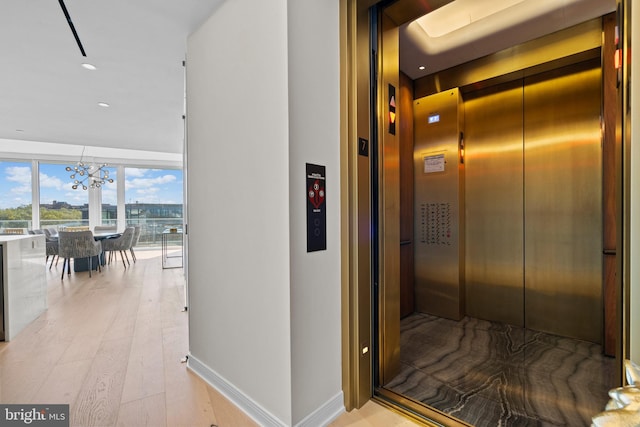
[386,313,617,426]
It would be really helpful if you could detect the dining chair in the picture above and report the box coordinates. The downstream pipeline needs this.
[94,225,117,233]
[64,226,90,232]
[101,227,135,268]
[46,239,59,269]
[129,225,141,262]
[44,228,59,239]
[42,228,61,268]
[2,228,24,235]
[58,230,103,279]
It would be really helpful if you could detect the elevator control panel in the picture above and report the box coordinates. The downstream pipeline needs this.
[419,202,452,246]
[306,163,326,252]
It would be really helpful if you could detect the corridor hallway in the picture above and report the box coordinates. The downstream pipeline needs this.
[0,250,414,426]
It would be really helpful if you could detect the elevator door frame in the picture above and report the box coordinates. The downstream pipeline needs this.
[339,0,632,417]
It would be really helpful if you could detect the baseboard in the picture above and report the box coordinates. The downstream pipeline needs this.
[187,354,287,427]
[188,354,345,427]
[294,391,345,427]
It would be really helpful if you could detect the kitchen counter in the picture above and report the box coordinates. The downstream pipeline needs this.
[1,234,47,341]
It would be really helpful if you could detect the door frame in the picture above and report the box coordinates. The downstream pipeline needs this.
[339,0,633,417]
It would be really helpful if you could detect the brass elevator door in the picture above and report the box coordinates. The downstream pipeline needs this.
[523,62,603,343]
[465,81,525,327]
[464,60,602,343]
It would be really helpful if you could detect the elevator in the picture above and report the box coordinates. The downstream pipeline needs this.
[414,59,603,344]
[393,59,611,425]
[342,0,627,424]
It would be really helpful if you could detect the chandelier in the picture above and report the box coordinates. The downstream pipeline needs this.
[66,148,114,190]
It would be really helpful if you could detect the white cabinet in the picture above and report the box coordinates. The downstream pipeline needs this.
[1,235,47,341]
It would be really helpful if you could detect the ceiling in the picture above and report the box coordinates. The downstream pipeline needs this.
[400,0,616,80]
[0,0,616,157]
[0,0,224,155]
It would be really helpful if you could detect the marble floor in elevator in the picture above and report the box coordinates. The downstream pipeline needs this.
[386,313,617,426]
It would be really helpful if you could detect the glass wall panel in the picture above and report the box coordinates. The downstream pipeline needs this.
[39,162,89,230]
[101,166,118,226]
[125,167,183,247]
[0,161,32,232]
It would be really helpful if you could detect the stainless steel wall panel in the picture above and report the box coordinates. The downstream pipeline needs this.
[413,89,464,320]
[464,82,525,327]
[523,61,603,343]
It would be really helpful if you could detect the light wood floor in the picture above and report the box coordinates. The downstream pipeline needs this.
[0,250,418,426]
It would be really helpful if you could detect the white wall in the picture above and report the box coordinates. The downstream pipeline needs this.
[186,0,343,425]
[287,0,343,424]
[186,0,293,424]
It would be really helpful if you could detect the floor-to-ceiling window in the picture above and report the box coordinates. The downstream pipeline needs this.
[0,160,33,230]
[0,158,182,244]
[101,165,118,226]
[125,167,183,246]
[39,162,89,230]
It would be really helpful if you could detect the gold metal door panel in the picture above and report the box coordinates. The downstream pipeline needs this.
[413,89,464,320]
[379,11,401,385]
[524,62,603,343]
[464,81,525,327]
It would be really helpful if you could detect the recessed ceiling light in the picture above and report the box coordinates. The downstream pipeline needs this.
[98,102,110,108]
[82,63,97,70]
[417,0,524,38]
[419,66,426,70]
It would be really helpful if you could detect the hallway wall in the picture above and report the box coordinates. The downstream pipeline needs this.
[186,0,342,426]
[287,0,342,424]
[186,0,292,423]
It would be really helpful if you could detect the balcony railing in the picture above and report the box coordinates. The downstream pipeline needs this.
[1,218,183,248]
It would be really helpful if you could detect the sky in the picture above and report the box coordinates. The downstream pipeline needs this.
[0,161,183,209]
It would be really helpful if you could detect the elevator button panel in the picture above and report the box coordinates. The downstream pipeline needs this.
[306,163,326,252]
[419,202,452,245]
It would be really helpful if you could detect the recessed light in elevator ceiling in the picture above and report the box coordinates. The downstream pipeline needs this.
[400,0,616,79]
[417,0,524,38]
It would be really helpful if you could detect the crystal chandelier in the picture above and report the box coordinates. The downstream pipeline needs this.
[66,148,114,190]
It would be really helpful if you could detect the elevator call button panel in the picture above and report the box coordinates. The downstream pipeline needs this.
[306,163,326,252]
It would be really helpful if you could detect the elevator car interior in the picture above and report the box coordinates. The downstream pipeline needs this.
[368,1,622,425]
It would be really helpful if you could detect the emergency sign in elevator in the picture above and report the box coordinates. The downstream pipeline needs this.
[413,59,603,343]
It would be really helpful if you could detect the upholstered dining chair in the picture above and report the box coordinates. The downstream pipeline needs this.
[2,228,24,235]
[129,225,141,263]
[64,226,90,232]
[101,227,135,268]
[94,225,117,233]
[46,239,59,269]
[58,230,103,279]
[44,228,58,239]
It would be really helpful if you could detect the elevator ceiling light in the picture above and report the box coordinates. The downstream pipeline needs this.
[417,0,524,38]
[98,102,110,108]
